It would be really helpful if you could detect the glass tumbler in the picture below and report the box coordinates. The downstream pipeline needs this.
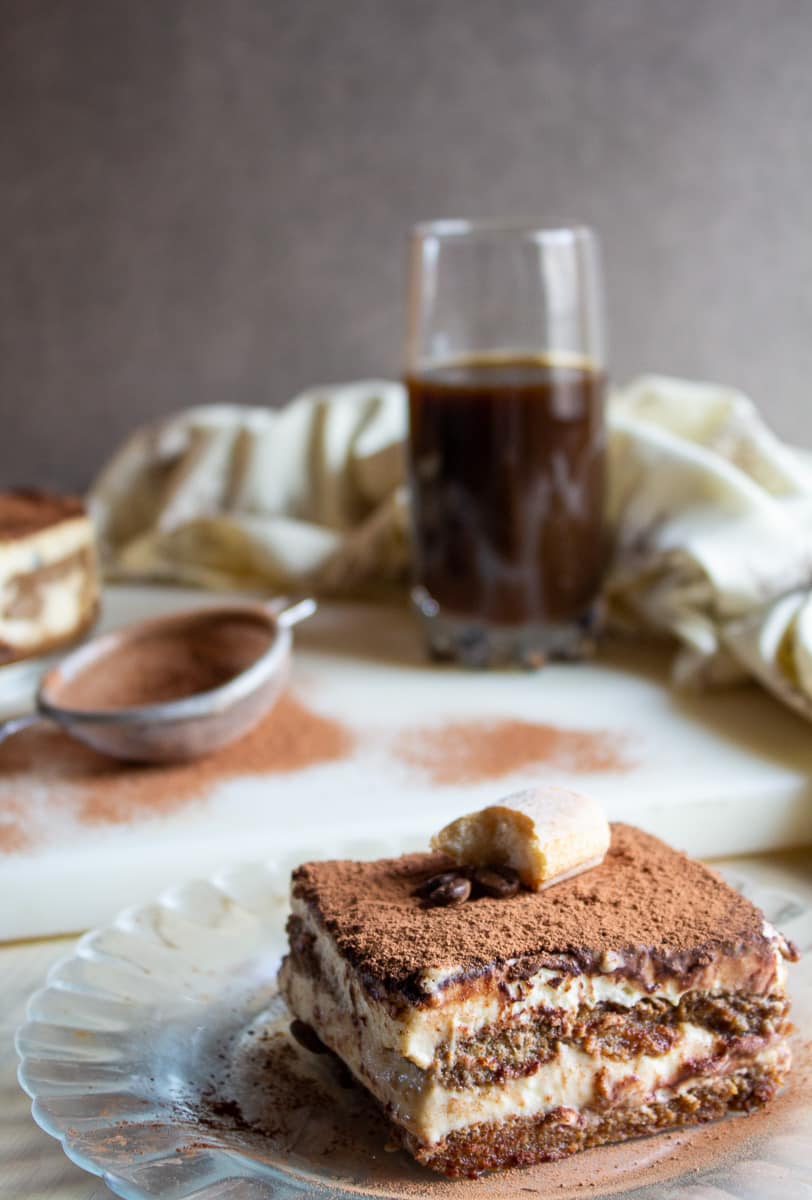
[404,220,608,668]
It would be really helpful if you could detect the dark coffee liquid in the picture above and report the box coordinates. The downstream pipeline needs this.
[406,356,607,628]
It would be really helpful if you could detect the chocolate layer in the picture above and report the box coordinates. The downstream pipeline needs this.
[0,489,86,539]
[291,825,796,1002]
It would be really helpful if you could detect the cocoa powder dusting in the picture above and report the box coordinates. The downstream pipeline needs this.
[396,717,630,783]
[292,827,776,990]
[50,612,273,710]
[0,691,353,850]
[0,697,630,856]
[0,488,85,539]
[0,796,31,853]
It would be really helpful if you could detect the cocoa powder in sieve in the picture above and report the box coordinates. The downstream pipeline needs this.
[50,612,273,710]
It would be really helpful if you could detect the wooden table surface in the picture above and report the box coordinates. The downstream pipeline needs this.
[2,849,810,1200]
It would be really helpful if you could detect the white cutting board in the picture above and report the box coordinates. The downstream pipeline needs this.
[0,586,810,941]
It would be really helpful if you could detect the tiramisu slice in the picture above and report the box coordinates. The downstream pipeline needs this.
[280,813,796,1177]
[0,490,100,664]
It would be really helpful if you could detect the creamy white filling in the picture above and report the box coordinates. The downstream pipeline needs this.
[283,953,789,1146]
[288,897,787,1071]
[0,517,96,649]
[0,517,93,578]
[414,1037,785,1144]
[0,569,91,647]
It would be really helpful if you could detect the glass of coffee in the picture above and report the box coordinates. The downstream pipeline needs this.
[404,220,608,667]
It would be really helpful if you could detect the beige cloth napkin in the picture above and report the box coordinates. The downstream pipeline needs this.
[89,376,812,720]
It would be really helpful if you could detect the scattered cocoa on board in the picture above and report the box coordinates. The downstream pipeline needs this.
[395,717,630,784]
[0,691,353,853]
[0,696,630,856]
[0,796,29,853]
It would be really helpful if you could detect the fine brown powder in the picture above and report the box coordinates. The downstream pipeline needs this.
[0,691,353,852]
[395,717,630,784]
[50,612,273,710]
[0,698,629,857]
[289,827,779,989]
[0,796,30,853]
[0,488,85,539]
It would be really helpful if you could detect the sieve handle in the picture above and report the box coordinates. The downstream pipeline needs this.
[266,597,318,629]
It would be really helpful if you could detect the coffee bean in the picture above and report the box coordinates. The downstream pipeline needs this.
[425,875,471,907]
[290,1019,329,1054]
[414,870,465,899]
[472,865,521,899]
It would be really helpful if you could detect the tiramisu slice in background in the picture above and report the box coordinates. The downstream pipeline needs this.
[280,808,797,1177]
[0,489,100,664]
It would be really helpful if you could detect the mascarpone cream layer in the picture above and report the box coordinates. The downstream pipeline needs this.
[0,517,96,650]
[287,897,787,1071]
[0,516,93,578]
[282,949,789,1145]
[0,569,92,649]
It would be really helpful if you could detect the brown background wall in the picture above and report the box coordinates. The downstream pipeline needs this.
[2,0,811,490]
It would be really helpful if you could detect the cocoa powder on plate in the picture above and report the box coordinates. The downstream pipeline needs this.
[195,1014,812,1200]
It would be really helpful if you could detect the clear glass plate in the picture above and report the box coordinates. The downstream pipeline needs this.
[16,859,812,1200]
